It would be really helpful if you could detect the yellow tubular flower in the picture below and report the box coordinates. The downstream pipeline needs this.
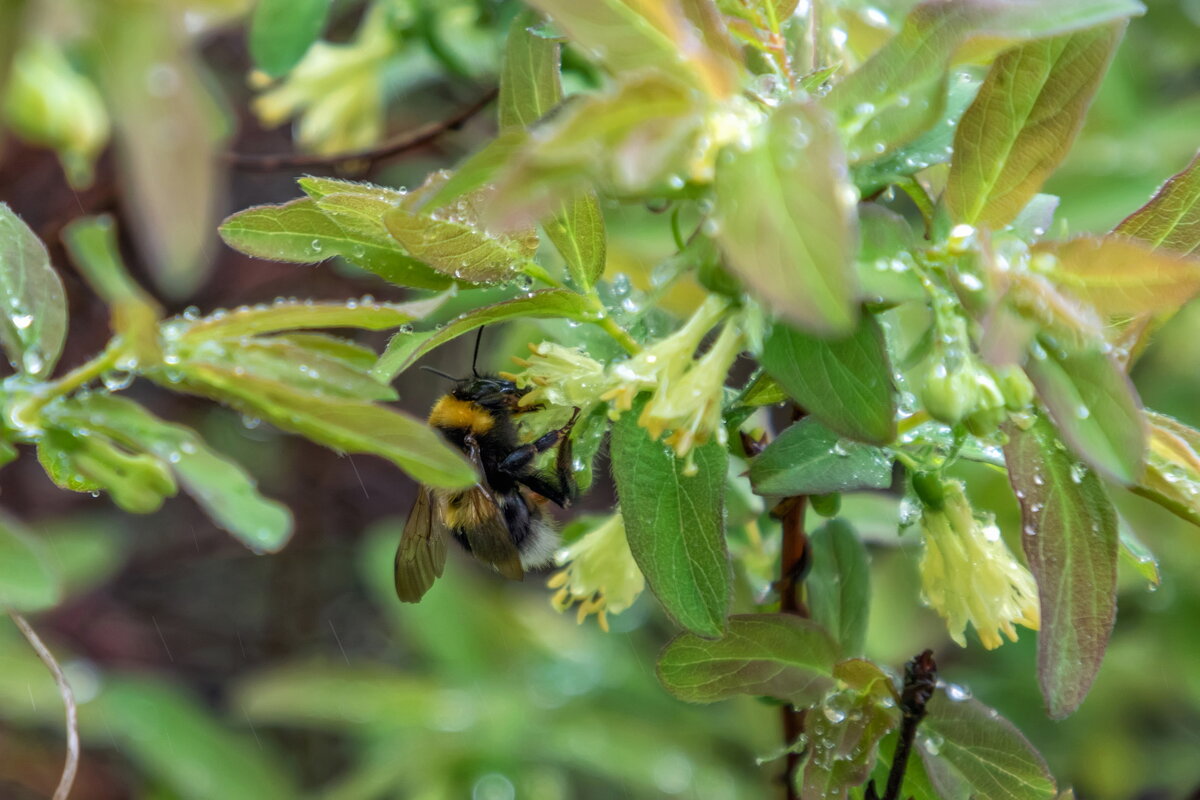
[251,7,395,154]
[640,323,743,475]
[601,294,730,414]
[918,480,1040,649]
[547,514,644,632]
[509,342,610,412]
[3,39,110,188]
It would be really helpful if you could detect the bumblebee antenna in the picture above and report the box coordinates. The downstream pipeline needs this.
[419,365,461,382]
[471,327,485,377]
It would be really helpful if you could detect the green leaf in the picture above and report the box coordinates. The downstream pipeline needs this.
[61,215,161,363]
[656,614,837,705]
[871,729,941,800]
[569,404,611,493]
[0,511,60,611]
[1024,341,1144,484]
[802,681,896,800]
[1118,519,1159,585]
[36,517,128,599]
[1105,154,1200,366]
[1115,150,1200,257]
[856,205,925,304]
[611,398,730,637]
[383,206,537,284]
[178,295,445,342]
[920,693,1056,799]
[1033,235,1200,318]
[419,131,531,211]
[372,290,597,380]
[760,315,897,445]
[177,338,396,402]
[271,332,378,371]
[486,74,700,218]
[824,0,1143,163]
[749,418,893,497]
[945,24,1123,229]
[807,519,871,658]
[219,198,453,291]
[546,193,607,292]
[88,678,297,800]
[851,71,979,196]
[296,175,407,202]
[499,11,562,130]
[168,364,476,490]
[1004,413,1118,719]
[1130,411,1200,531]
[47,394,294,553]
[249,0,330,78]
[714,100,859,336]
[234,664,439,730]
[0,203,67,376]
[525,0,741,99]
[95,3,227,296]
[37,428,178,514]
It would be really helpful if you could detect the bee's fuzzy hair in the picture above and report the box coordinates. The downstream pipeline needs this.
[519,517,560,570]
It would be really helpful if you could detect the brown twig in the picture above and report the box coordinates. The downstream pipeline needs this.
[9,612,79,800]
[775,494,810,800]
[225,88,498,172]
[866,649,938,800]
[762,405,814,800]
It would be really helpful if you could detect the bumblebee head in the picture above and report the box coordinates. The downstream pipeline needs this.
[452,375,529,410]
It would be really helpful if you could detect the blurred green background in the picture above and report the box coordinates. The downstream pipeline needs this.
[0,1,1198,798]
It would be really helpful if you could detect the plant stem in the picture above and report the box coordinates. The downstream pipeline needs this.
[522,262,641,355]
[9,612,78,800]
[776,489,811,799]
[594,313,641,355]
[225,89,498,172]
[522,261,567,290]
[752,405,814,799]
[867,649,938,800]
[15,344,122,422]
[895,410,931,437]
[899,177,937,239]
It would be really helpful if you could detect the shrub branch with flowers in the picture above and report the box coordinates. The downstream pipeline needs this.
[2,0,1199,797]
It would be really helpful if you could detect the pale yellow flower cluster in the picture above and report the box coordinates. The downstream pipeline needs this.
[4,38,109,187]
[919,480,1040,649]
[547,513,644,632]
[511,296,743,475]
[251,7,395,154]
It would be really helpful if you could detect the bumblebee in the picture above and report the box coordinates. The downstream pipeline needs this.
[394,372,579,602]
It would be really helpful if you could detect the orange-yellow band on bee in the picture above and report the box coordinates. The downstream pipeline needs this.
[428,396,495,434]
[440,489,494,529]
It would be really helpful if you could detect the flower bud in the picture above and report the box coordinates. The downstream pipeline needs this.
[920,362,978,425]
[997,364,1036,411]
[918,479,1039,649]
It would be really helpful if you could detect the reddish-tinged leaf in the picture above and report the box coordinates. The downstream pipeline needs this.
[1131,411,1200,530]
[921,692,1057,798]
[525,0,741,99]
[657,615,837,704]
[1115,151,1200,257]
[715,101,859,336]
[1034,235,1200,318]
[1024,342,1144,484]
[945,24,1123,228]
[1004,414,1118,719]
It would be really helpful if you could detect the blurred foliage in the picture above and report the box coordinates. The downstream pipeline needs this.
[0,1,1197,799]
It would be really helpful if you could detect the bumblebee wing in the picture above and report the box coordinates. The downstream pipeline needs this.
[460,488,524,582]
[394,487,448,603]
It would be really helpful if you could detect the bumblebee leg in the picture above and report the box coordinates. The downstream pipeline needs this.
[500,408,581,507]
[463,433,501,507]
